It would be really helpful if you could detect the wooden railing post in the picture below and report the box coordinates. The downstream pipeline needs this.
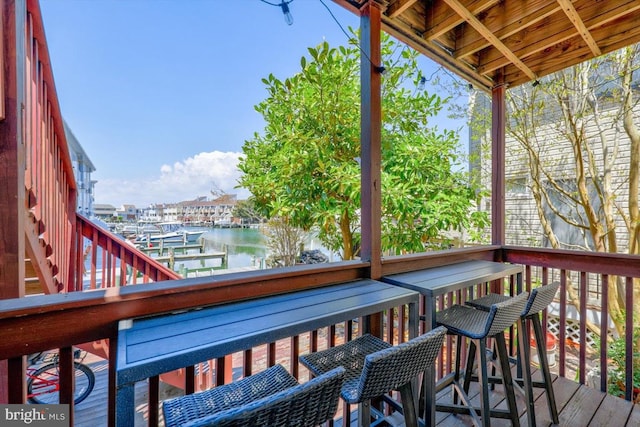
[0,0,27,404]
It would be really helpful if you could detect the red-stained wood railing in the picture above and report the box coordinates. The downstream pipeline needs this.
[383,247,640,402]
[21,0,78,294]
[73,214,180,291]
[2,245,638,424]
[0,259,373,426]
[502,246,640,402]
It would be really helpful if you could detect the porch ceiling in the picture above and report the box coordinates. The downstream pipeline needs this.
[332,0,640,91]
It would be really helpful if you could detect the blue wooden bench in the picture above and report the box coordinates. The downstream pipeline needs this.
[115,279,420,426]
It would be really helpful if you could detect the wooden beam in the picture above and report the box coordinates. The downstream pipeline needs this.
[380,14,494,91]
[442,0,537,81]
[360,1,382,279]
[0,0,26,300]
[424,0,499,41]
[387,0,418,18]
[0,3,4,121]
[477,0,640,77]
[455,0,561,59]
[557,0,600,56]
[503,13,640,87]
[491,78,506,245]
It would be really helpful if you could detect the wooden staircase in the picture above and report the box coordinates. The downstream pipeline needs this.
[23,203,59,295]
[24,256,42,295]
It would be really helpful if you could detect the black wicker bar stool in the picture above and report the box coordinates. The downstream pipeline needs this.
[465,281,560,426]
[162,363,345,427]
[435,291,529,427]
[299,326,447,427]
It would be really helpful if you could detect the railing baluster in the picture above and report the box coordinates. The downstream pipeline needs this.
[579,271,588,384]
[243,349,252,378]
[148,376,159,427]
[624,276,634,401]
[600,274,609,393]
[559,269,567,377]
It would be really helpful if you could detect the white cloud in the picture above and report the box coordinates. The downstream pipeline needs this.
[95,151,250,208]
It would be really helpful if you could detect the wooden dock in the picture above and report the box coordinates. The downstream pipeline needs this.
[137,241,227,272]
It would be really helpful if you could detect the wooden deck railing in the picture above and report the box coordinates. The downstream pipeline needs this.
[0,245,638,425]
[18,0,78,295]
[6,0,174,297]
[503,247,640,402]
[73,214,180,291]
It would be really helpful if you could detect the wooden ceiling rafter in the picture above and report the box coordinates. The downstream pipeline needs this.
[387,0,418,18]
[332,0,640,91]
[379,12,493,89]
[556,0,600,56]
[442,0,537,81]
[475,1,640,76]
[454,0,562,60]
[423,0,500,42]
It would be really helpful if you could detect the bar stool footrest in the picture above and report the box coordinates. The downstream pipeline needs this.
[436,403,517,419]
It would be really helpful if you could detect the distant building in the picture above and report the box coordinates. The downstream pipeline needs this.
[126,195,241,225]
[93,204,116,220]
[179,194,238,226]
[115,204,137,221]
[64,120,96,218]
[138,205,162,223]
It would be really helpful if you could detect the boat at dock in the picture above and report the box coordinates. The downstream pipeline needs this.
[135,221,206,245]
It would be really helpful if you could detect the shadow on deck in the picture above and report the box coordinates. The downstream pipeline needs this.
[73,355,640,427]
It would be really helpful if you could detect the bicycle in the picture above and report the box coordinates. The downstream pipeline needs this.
[26,348,96,405]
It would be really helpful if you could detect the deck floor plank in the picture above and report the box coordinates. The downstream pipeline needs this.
[557,384,606,426]
[588,393,634,427]
[623,400,640,426]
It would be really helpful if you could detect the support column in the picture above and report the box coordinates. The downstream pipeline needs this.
[360,1,382,279]
[0,0,27,404]
[491,79,507,246]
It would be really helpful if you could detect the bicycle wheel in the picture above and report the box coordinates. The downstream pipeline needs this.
[27,362,95,405]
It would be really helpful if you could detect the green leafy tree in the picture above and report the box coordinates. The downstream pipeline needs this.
[238,33,487,259]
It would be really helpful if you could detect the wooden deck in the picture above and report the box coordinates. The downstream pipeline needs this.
[432,369,640,427]
[72,355,640,426]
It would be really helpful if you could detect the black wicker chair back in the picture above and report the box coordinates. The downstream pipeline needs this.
[355,326,446,402]
[522,281,560,318]
[163,364,344,427]
[485,291,529,336]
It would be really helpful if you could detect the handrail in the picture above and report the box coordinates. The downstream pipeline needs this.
[1,246,639,424]
[0,260,370,358]
[73,213,180,290]
[503,246,639,401]
[22,0,77,293]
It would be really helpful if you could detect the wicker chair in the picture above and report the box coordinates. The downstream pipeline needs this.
[465,282,560,426]
[299,326,447,427]
[435,291,529,427]
[162,363,345,427]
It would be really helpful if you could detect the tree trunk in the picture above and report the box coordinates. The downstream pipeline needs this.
[340,210,354,260]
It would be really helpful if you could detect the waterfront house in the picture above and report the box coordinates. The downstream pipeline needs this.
[2,1,640,426]
[93,204,117,221]
[64,120,96,219]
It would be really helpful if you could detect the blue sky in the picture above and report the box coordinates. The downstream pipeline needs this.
[40,0,465,207]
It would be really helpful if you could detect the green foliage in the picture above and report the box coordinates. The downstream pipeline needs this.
[239,31,487,259]
[599,330,640,399]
